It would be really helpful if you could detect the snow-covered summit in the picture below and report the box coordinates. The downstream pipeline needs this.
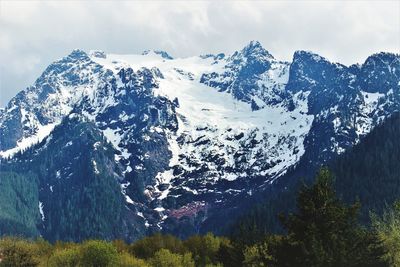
[1,42,399,238]
[142,50,174,60]
[238,40,274,60]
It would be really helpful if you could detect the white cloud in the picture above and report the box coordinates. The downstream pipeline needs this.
[0,0,399,107]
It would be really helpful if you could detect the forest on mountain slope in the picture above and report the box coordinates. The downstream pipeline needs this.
[229,112,400,239]
[0,116,145,242]
[1,168,400,266]
[0,113,399,266]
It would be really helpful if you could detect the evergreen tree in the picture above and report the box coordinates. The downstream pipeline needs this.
[273,168,385,267]
[372,201,400,266]
[333,113,400,223]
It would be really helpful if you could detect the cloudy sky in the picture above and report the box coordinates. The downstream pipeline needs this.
[0,1,399,107]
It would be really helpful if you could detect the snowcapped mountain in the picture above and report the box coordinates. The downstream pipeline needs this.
[0,41,399,241]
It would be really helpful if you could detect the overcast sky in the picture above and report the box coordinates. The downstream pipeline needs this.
[0,1,399,107]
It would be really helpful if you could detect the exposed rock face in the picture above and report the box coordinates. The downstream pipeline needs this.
[0,42,399,241]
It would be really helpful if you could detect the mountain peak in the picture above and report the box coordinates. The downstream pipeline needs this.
[89,50,107,59]
[1,42,399,242]
[246,40,262,49]
[293,50,327,63]
[241,40,274,59]
[142,49,173,60]
[363,52,400,66]
[68,49,89,60]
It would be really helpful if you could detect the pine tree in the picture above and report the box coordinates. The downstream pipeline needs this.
[372,201,400,266]
[274,168,385,267]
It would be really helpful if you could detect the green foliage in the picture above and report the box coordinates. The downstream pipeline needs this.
[215,238,243,267]
[333,113,400,223]
[176,232,242,267]
[274,168,385,267]
[228,182,298,247]
[129,234,186,259]
[33,238,54,265]
[41,147,126,242]
[47,248,80,267]
[242,236,280,267]
[0,171,40,238]
[372,201,400,266]
[0,166,395,267]
[230,113,400,244]
[243,243,270,267]
[0,237,38,267]
[113,239,129,253]
[0,119,134,243]
[79,240,118,267]
[184,233,222,266]
[148,249,194,267]
[116,252,149,267]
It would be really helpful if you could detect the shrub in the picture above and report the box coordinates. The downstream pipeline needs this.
[129,234,185,259]
[0,237,38,267]
[148,249,194,267]
[242,242,273,267]
[33,238,54,264]
[113,239,129,253]
[184,233,223,266]
[116,252,149,267]
[47,248,80,267]
[79,240,118,267]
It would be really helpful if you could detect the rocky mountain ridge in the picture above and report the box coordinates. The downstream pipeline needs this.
[0,41,399,240]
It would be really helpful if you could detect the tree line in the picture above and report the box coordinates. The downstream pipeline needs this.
[1,168,400,267]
